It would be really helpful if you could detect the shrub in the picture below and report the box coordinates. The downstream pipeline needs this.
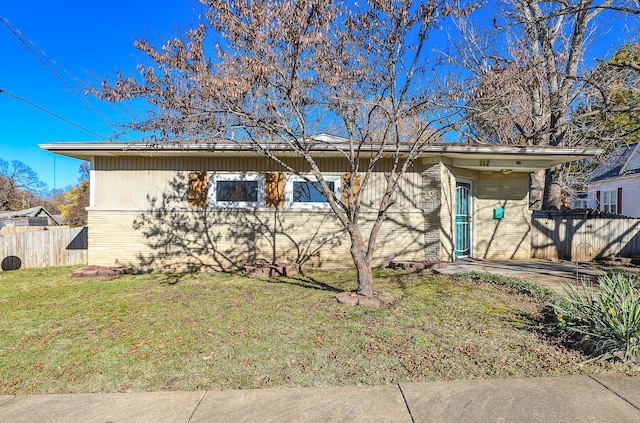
[454,272,561,301]
[553,273,640,362]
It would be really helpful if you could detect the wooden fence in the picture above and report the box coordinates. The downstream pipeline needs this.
[531,211,640,261]
[0,226,88,271]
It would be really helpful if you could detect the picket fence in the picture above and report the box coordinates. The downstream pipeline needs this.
[531,211,640,261]
[0,226,88,271]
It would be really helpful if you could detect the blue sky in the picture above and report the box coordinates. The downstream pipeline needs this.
[0,0,202,191]
[1,1,636,192]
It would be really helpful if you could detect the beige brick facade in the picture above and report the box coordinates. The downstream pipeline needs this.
[418,160,531,262]
[88,208,425,271]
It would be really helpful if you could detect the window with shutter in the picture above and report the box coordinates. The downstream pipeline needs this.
[285,175,342,208]
[602,189,618,214]
[208,173,265,207]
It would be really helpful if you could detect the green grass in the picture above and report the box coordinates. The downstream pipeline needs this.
[0,266,633,394]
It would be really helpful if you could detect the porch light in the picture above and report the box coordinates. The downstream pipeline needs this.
[501,168,513,175]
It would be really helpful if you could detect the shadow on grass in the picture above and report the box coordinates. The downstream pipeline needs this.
[265,273,343,293]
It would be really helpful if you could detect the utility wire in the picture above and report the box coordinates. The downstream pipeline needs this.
[0,88,109,140]
[0,13,116,127]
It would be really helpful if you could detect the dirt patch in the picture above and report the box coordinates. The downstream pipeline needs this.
[335,290,396,308]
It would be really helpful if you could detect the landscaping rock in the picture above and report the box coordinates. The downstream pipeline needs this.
[335,291,360,306]
[358,297,381,308]
[388,260,449,271]
[376,291,396,306]
[72,265,134,279]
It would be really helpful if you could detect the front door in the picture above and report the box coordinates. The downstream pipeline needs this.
[455,181,471,258]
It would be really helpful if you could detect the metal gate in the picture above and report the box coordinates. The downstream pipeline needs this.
[455,181,471,258]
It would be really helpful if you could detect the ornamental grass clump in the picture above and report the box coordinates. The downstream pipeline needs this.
[554,273,640,362]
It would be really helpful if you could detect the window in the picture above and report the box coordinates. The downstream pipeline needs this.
[602,189,618,213]
[572,200,587,209]
[285,175,341,208]
[209,173,265,207]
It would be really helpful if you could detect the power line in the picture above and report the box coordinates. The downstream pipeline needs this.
[0,88,109,140]
[0,13,116,127]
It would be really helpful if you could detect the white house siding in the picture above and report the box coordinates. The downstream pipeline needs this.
[587,176,640,218]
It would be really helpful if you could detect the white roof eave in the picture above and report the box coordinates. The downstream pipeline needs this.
[39,142,600,170]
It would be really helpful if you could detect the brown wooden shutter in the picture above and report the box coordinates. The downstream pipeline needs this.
[188,172,208,207]
[595,190,601,210]
[342,173,361,205]
[265,172,285,208]
[617,187,622,214]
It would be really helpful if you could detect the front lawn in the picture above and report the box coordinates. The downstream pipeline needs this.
[0,267,632,394]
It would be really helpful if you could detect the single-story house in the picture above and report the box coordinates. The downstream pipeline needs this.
[0,206,62,228]
[583,142,640,217]
[41,140,597,271]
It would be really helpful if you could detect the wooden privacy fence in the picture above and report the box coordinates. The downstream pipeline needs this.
[0,226,88,271]
[531,210,640,261]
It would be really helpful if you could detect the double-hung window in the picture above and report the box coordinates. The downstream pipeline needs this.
[209,173,265,208]
[285,175,341,208]
[602,189,618,214]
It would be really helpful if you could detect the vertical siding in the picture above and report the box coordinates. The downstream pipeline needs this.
[93,156,422,210]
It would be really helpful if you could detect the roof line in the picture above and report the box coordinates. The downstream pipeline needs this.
[39,141,602,156]
[620,142,640,175]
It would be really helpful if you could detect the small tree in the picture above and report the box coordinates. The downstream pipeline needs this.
[95,0,468,298]
[59,162,90,227]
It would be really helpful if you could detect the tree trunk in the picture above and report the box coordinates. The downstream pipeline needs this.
[542,164,563,209]
[348,226,375,298]
[528,170,545,210]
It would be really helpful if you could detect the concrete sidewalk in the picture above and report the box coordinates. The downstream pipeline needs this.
[1,374,638,422]
[434,258,605,293]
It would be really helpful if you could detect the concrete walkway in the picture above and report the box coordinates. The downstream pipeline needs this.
[434,258,605,293]
[0,375,638,422]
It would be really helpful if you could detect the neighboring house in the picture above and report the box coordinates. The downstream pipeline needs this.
[41,140,596,271]
[570,192,588,209]
[585,142,640,217]
[0,206,62,228]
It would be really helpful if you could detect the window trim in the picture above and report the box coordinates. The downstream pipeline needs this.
[285,175,342,209]
[208,173,265,208]
[602,189,618,214]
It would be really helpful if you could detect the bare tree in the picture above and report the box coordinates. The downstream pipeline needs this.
[0,159,48,211]
[456,0,640,209]
[95,0,469,298]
